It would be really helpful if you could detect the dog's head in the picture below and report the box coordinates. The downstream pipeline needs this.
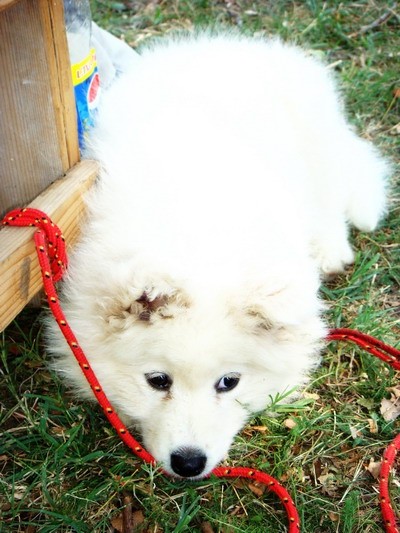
[57,271,324,479]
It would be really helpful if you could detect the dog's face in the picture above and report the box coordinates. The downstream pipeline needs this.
[125,332,256,479]
[68,274,323,479]
[112,316,272,479]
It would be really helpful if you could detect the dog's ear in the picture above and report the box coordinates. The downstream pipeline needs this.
[132,288,191,322]
[230,280,322,335]
[99,282,191,331]
[237,302,275,333]
[231,295,280,335]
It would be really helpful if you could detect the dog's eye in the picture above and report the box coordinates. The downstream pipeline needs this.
[145,372,172,391]
[215,373,241,393]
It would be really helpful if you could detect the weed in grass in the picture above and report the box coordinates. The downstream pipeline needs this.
[1,1,399,531]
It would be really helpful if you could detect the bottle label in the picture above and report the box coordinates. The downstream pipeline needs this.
[71,48,100,148]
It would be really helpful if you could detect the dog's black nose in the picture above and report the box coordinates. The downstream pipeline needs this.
[170,447,207,478]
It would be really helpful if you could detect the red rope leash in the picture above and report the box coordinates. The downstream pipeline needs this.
[327,328,400,371]
[2,207,399,531]
[326,329,400,532]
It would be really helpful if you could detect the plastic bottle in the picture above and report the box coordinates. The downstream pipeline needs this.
[63,0,100,149]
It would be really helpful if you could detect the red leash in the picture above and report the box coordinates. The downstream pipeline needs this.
[2,207,400,532]
[326,328,400,533]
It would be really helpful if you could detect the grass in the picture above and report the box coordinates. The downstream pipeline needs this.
[1,1,399,531]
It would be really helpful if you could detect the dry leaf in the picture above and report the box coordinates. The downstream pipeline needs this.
[132,510,145,527]
[51,427,66,436]
[284,418,297,429]
[251,425,267,433]
[380,396,400,422]
[111,514,123,532]
[12,486,26,501]
[111,509,144,532]
[328,511,340,522]
[349,425,361,439]
[303,391,320,400]
[242,425,267,437]
[366,458,381,479]
[368,418,378,433]
[201,522,215,533]
[389,123,400,135]
[387,385,400,398]
[248,481,266,498]
[318,473,338,497]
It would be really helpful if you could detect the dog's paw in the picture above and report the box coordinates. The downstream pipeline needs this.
[346,204,382,233]
[312,239,354,276]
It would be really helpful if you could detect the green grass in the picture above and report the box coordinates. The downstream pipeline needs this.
[1,1,400,531]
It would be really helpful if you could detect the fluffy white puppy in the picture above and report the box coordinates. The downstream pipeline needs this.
[47,31,388,479]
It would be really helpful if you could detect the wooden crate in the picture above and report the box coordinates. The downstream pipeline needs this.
[0,0,99,331]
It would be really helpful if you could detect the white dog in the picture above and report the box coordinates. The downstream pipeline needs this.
[46,31,388,479]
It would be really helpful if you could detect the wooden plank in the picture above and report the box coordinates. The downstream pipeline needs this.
[0,159,99,332]
[38,0,80,170]
[0,0,79,214]
[0,0,21,12]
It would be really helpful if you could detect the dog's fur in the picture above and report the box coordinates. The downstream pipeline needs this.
[46,31,389,478]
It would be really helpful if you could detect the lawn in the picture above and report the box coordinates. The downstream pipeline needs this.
[1,1,399,532]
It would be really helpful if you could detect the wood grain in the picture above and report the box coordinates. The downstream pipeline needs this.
[0,0,79,214]
[0,0,21,12]
[38,0,80,170]
[0,159,99,332]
